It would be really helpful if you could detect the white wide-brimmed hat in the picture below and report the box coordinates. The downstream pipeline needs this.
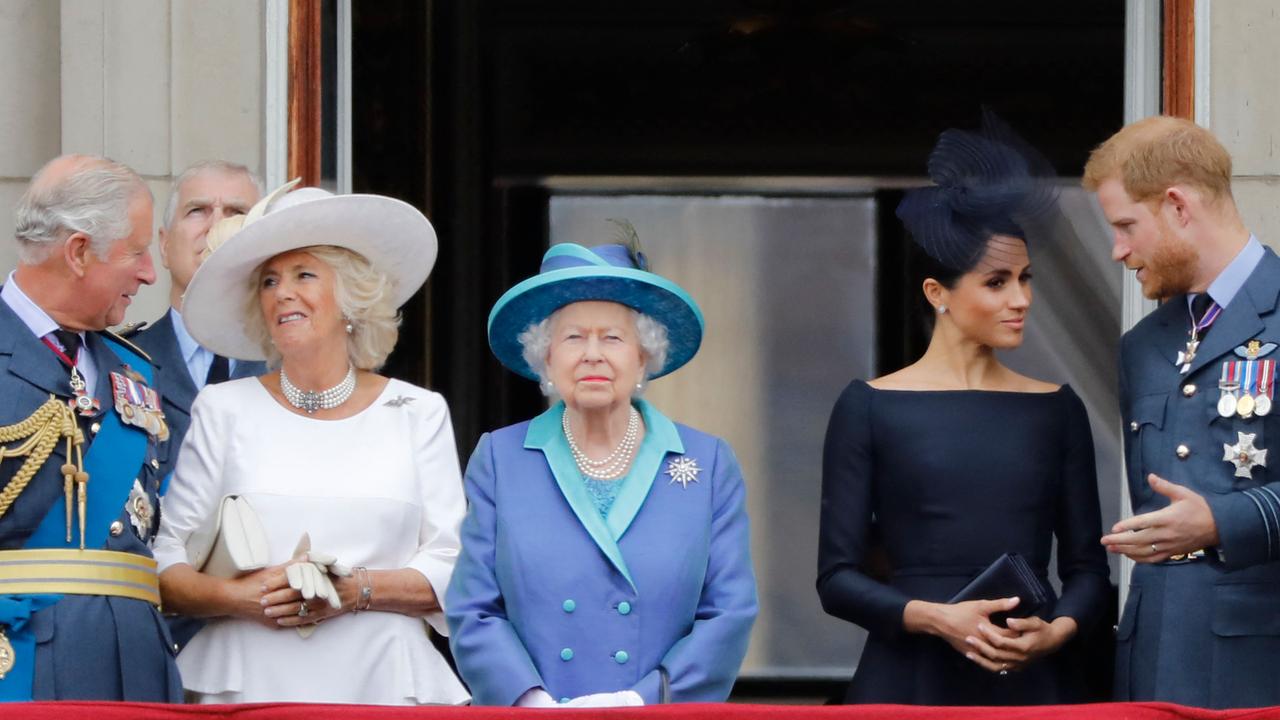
[182,181,438,361]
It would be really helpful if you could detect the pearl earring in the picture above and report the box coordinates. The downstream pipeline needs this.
[635,382,643,392]
[937,305,947,315]
[345,320,354,334]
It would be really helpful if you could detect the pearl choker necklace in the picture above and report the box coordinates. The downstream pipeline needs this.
[563,406,640,480]
[280,365,357,414]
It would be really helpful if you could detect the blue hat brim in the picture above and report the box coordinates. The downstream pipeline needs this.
[488,265,704,381]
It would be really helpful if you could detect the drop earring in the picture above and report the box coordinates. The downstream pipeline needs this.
[344,319,354,334]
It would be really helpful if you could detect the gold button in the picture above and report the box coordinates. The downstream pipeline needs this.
[1176,444,1191,459]
[109,521,125,537]
[1130,421,1139,432]
[90,422,101,434]
[1182,384,1196,398]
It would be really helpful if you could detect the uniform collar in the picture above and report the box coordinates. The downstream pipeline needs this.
[1192,234,1265,312]
[3,271,64,342]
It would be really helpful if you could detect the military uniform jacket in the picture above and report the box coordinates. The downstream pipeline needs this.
[1117,247,1280,708]
[0,297,181,701]
[446,400,758,706]
[131,309,266,483]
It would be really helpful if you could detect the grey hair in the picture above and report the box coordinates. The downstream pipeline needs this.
[163,160,265,227]
[244,245,401,371]
[518,306,670,397]
[14,155,150,264]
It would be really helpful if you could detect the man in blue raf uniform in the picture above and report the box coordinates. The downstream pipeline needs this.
[1087,116,1280,708]
[133,160,266,485]
[0,155,182,701]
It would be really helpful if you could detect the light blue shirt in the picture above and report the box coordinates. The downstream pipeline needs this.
[1189,234,1266,314]
[2,271,98,396]
[169,308,237,390]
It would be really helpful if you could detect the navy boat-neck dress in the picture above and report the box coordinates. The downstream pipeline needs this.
[817,380,1110,705]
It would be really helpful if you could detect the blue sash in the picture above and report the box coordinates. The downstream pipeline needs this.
[0,337,155,702]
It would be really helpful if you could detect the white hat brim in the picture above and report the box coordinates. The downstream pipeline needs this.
[182,192,437,361]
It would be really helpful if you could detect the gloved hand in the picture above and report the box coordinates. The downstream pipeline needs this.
[304,549,352,579]
[285,561,341,610]
[564,690,644,707]
[514,688,561,708]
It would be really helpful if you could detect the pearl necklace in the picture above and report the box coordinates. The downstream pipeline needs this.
[563,406,640,480]
[280,365,357,414]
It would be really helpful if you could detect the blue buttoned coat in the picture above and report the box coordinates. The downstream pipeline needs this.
[446,400,758,705]
[0,297,181,701]
[1117,248,1280,708]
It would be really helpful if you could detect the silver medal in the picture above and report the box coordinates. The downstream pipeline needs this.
[1256,394,1273,417]
[1218,393,1238,418]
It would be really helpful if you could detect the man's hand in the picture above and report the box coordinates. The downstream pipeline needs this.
[1101,474,1220,562]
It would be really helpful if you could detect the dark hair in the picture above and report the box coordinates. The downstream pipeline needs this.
[908,232,1028,337]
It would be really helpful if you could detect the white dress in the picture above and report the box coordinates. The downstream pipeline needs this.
[152,377,471,705]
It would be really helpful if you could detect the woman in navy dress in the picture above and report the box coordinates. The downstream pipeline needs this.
[817,114,1110,705]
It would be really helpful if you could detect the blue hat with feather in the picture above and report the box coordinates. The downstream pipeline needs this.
[488,230,704,381]
[896,109,1058,271]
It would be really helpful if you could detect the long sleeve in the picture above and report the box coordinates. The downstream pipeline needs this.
[630,438,758,704]
[445,433,544,706]
[1049,388,1110,631]
[406,396,467,635]
[153,388,228,573]
[816,380,912,638]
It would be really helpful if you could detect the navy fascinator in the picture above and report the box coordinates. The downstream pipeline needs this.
[896,110,1059,272]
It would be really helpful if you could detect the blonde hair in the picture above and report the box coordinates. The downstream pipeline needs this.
[244,245,401,370]
[1082,116,1233,203]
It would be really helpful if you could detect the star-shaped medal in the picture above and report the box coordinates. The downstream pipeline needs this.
[1224,431,1268,479]
[665,456,701,488]
[1176,339,1199,373]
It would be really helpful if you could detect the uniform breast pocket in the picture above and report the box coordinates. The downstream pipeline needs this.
[1128,393,1167,485]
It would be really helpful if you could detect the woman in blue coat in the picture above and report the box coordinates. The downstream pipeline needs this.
[446,239,758,707]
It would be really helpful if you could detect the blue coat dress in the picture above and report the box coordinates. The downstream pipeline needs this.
[446,399,757,705]
[1117,247,1280,708]
[0,296,181,701]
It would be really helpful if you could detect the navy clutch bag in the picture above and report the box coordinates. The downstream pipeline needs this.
[948,553,1048,628]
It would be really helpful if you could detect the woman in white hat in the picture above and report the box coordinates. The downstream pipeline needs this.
[446,238,758,707]
[151,183,469,705]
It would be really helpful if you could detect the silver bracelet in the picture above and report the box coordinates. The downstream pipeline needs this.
[353,566,373,612]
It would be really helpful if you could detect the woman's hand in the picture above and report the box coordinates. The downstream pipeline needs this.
[223,564,292,628]
[903,597,1021,669]
[261,561,347,628]
[969,615,1078,674]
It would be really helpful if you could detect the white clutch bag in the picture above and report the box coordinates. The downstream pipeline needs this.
[185,495,270,578]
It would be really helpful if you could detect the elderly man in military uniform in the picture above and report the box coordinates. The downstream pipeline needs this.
[1087,116,1280,708]
[0,155,181,701]
[133,160,266,485]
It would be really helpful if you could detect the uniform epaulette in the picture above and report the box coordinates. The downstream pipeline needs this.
[114,320,148,338]
[102,329,154,365]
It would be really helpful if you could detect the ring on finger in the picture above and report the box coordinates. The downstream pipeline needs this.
[999,663,1009,676]
[1151,543,1159,554]
[298,602,310,618]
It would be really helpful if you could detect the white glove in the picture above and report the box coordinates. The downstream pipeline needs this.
[564,691,644,707]
[304,549,352,578]
[514,688,561,708]
[284,561,342,610]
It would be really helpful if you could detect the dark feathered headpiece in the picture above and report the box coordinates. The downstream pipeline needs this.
[896,109,1058,272]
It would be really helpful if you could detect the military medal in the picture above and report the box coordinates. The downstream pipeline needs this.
[126,479,154,540]
[110,370,168,440]
[1256,359,1274,417]
[1178,299,1222,374]
[1218,392,1239,418]
[1219,362,1241,418]
[1224,431,1268,479]
[1237,393,1256,419]
[0,626,14,679]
